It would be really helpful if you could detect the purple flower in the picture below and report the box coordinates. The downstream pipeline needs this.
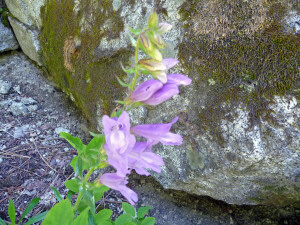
[131,117,182,146]
[127,73,191,106]
[162,58,179,70]
[128,142,164,176]
[166,74,192,86]
[100,173,138,205]
[142,84,179,105]
[102,111,136,176]
[128,80,163,103]
[102,111,132,154]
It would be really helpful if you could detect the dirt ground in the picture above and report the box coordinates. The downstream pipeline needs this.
[0,51,299,225]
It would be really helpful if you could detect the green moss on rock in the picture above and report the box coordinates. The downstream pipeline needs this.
[179,0,299,145]
[40,0,130,129]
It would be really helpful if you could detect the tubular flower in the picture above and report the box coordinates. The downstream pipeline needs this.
[102,111,135,176]
[131,117,182,146]
[127,73,192,106]
[128,142,164,176]
[100,173,138,205]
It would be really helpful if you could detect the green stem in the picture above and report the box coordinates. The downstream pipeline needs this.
[73,192,82,213]
[73,167,95,213]
[130,36,141,92]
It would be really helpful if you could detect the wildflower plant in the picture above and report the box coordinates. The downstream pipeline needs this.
[0,10,191,225]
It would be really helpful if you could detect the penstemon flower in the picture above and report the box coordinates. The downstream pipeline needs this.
[100,173,138,205]
[99,10,191,205]
[131,117,182,146]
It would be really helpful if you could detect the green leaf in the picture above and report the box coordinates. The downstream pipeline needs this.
[115,214,132,225]
[116,76,130,87]
[128,33,137,47]
[120,63,135,74]
[93,185,110,202]
[89,131,103,137]
[141,217,155,225]
[75,157,84,178]
[72,208,89,225]
[115,110,123,118]
[137,206,151,219]
[65,179,81,193]
[67,191,75,201]
[0,217,6,225]
[94,209,113,223]
[86,136,105,158]
[128,27,142,35]
[96,222,113,225]
[42,199,74,225]
[70,156,78,172]
[60,132,86,154]
[122,202,135,217]
[50,187,63,202]
[24,211,48,225]
[8,199,16,225]
[122,222,136,225]
[18,198,40,225]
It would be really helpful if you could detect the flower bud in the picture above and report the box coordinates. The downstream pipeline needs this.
[140,32,153,51]
[149,32,165,49]
[157,22,172,34]
[138,59,166,72]
[148,10,158,28]
[148,48,163,61]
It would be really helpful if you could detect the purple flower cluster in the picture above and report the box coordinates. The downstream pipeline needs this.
[128,58,191,105]
[100,111,182,204]
[100,58,191,205]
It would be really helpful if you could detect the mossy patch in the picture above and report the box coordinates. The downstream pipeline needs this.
[40,0,131,129]
[249,185,300,206]
[179,0,299,145]
[0,7,10,27]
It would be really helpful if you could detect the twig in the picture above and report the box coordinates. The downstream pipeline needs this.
[0,150,30,159]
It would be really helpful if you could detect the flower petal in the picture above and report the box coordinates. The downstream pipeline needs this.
[167,74,192,86]
[129,80,163,102]
[162,58,179,70]
[131,117,178,141]
[142,84,179,105]
[160,132,183,145]
[100,173,138,205]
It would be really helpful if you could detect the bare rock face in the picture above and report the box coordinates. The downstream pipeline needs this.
[0,11,19,52]
[4,0,300,206]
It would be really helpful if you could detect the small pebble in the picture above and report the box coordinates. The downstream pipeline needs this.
[0,80,12,94]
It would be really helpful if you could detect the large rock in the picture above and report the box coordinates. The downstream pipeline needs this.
[0,19,19,52]
[0,2,19,52]
[4,0,45,29]
[8,17,42,65]
[6,0,300,206]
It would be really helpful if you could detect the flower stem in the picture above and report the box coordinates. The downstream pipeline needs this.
[73,167,95,213]
[130,36,141,92]
[73,192,82,213]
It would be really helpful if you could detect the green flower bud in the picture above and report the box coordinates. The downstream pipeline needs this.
[140,32,153,51]
[148,10,158,28]
[149,32,165,49]
[138,59,166,72]
[148,48,163,61]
